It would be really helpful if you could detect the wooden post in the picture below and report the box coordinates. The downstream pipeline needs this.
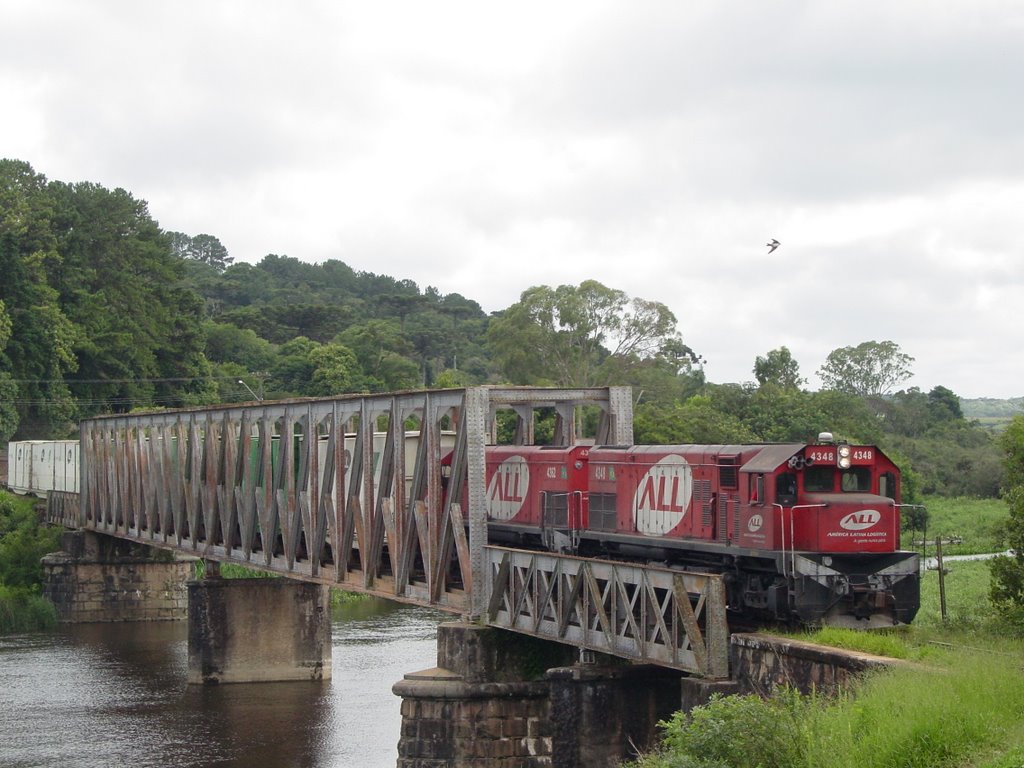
[936,537,947,622]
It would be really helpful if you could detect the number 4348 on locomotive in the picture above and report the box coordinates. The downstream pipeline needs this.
[474,432,920,629]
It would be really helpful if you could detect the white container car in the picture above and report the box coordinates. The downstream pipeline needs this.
[6,440,80,497]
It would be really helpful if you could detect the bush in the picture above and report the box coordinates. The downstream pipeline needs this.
[0,492,61,589]
[626,690,812,768]
[0,584,58,633]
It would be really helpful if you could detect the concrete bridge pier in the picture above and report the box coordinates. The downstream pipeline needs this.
[42,530,193,623]
[393,622,685,768]
[187,574,332,685]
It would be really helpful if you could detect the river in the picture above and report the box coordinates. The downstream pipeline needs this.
[0,598,446,768]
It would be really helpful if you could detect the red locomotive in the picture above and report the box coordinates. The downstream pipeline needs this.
[474,433,920,628]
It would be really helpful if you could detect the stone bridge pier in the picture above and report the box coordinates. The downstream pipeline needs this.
[393,622,689,768]
[42,531,332,685]
[42,530,193,623]
[187,573,332,684]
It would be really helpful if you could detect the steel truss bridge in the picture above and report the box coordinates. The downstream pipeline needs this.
[47,386,729,678]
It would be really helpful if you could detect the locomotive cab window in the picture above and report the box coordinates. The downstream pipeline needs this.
[840,467,872,492]
[749,474,765,506]
[776,473,797,505]
[804,465,834,492]
[879,471,898,500]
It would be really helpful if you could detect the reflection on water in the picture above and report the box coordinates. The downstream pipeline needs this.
[0,599,444,768]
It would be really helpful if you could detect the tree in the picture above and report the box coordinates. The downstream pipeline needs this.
[267,336,320,397]
[0,160,80,435]
[928,385,963,422]
[488,280,686,387]
[203,321,276,370]
[47,180,209,414]
[0,299,17,442]
[753,346,804,390]
[817,340,914,396]
[634,396,754,445]
[308,342,365,396]
[990,415,1024,623]
[167,231,233,271]
[1000,415,1024,490]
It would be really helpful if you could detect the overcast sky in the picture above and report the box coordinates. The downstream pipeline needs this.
[3,1,1023,399]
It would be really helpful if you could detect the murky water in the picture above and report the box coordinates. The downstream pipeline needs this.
[0,599,445,768]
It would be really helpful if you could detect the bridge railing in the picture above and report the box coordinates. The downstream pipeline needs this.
[46,490,82,530]
[76,386,633,618]
[485,547,730,678]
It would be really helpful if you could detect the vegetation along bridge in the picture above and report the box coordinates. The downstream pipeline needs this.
[46,386,729,679]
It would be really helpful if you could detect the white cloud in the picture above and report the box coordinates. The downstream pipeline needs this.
[2,0,1022,398]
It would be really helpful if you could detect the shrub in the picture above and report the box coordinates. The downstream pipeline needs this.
[0,584,58,633]
[626,690,812,768]
[0,491,61,589]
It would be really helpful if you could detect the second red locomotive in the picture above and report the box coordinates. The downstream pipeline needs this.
[476,434,920,628]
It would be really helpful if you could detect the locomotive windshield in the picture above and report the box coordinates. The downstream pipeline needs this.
[804,465,872,493]
[805,465,834,492]
[777,473,797,505]
[840,467,872,492]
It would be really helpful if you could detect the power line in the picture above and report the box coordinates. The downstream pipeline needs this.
[4,375,254,384]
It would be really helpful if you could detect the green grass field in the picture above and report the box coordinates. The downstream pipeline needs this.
[902,495,1009,557]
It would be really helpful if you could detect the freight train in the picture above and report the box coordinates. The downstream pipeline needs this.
[6,432,920,628]
[5,440,79,496]
[468,434,920,629]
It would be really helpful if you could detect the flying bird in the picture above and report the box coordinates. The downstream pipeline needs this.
[766,238,780,254]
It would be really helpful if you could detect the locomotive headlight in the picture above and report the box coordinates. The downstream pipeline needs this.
[837,444,852,469]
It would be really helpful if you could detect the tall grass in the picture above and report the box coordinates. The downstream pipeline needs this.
[798,626,914,660]
[627,652,1024,768]
[804,653,1024,768]
[903,496,1008,556]
[915,558,1000,629]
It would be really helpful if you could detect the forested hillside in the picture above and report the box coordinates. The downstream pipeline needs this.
[1,160,1017,498]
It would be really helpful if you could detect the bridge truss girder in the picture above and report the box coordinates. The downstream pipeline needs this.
[487,547,729,678]
[71,385,729,676]
[78,387,629,613]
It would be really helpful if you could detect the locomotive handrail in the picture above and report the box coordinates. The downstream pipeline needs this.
[773,503,786,577]
[777,503,828,579]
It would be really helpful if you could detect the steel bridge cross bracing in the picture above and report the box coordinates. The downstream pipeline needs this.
[65,385,728,676]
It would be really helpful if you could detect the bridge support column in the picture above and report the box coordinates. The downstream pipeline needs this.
[187,577,331,684]
[547,663,684,768]
[394,622,573,767]
[42,530,193,623]
[393,622,683,768]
